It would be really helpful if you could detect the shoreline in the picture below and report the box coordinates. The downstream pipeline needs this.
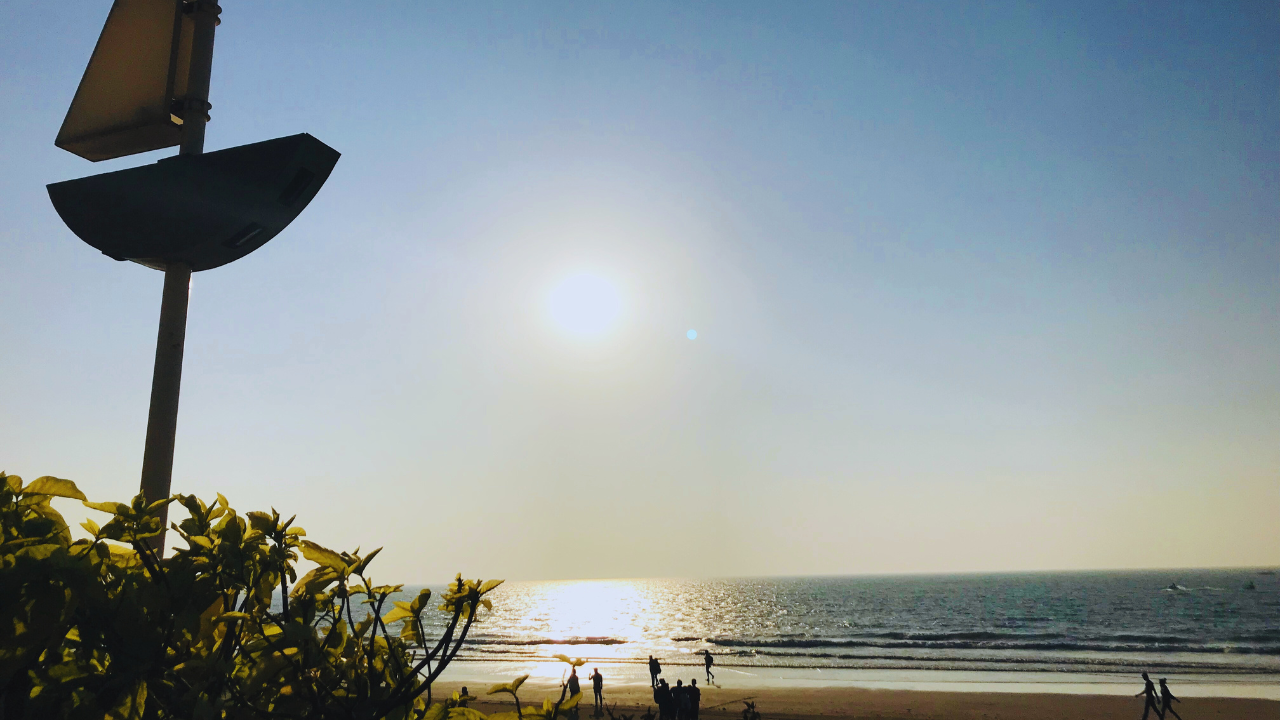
[429,659,1280,702]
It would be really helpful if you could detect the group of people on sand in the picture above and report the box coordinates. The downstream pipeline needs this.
[1136,672,1183,720]
[565,667,607,713]
[551,651,716,717]
[646,653,715,720]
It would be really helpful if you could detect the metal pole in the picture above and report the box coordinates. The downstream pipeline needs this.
[138,0,219,552]
[138,262,191,531]
[178,0,219,157]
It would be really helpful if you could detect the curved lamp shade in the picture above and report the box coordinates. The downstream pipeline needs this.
[48,133,339,272]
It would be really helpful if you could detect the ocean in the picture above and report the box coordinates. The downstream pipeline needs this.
[398,568,1279,680]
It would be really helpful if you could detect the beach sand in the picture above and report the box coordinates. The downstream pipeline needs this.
[432,680,1277,720]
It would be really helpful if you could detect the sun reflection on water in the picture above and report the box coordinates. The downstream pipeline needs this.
[498,580,648,657]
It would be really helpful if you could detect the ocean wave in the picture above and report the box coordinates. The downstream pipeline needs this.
[457,633,1279,656]
[443,650,1279,675]
[704,636,1280,655]
[468,637,628,647]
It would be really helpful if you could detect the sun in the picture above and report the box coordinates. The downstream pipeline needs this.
[545,272,623,338]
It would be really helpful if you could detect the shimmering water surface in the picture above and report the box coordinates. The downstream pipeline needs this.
[395,569,1278,679]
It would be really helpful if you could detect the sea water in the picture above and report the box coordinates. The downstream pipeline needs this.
[369,569,1280,696]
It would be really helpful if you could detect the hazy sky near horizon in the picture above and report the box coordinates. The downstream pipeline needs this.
[2,1,1277,582]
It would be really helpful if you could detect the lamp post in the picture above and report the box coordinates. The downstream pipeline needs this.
[49,0,339,551]
[138,0,217,547]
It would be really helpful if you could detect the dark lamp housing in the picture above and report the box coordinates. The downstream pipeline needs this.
[47,133,339,272]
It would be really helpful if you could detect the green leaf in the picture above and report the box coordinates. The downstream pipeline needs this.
[103,679,148,720]
[487,674,528,695]
[352,546,382,575]
[83,500,130,515]
[381,602,413,625]
[552,654,587,667]
[25,476,87,500]
[215,611,251,624]
[300,540,348,571]
[246,511,274,533]
[80,519,101,536]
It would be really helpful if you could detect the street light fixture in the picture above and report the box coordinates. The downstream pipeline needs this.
[47,0,340,549]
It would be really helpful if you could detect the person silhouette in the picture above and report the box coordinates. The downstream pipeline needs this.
[649,655,661,687]
[568,667,581,697]
[673,679,689,720]
[688,679,701,720]
[589,667,604,712]
[1135,672,1160,719]
[459,687,470,708]
[1159,678,1183,720]
[656,679,673,720]
[704,651,715,683]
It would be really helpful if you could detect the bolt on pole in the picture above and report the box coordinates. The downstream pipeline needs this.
[138,0,220,552]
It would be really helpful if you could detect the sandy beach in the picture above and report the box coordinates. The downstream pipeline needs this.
[433,680,1277,720]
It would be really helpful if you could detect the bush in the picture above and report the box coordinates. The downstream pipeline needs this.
[0,472,581,720]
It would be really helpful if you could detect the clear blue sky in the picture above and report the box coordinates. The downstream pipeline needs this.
[2,1,1277,581]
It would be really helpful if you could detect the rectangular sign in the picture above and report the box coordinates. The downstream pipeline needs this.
[55,0,194,161]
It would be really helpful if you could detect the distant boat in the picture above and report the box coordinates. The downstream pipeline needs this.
[1243,580,1257,591]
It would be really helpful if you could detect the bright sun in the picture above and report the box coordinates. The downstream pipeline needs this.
[545,272,622,338]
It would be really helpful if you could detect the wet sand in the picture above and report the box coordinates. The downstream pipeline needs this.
[433,680,1276,719]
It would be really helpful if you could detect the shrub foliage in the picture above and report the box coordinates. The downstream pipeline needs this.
[0,472,580,720]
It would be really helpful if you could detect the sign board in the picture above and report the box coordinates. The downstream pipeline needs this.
[55,0,194,161]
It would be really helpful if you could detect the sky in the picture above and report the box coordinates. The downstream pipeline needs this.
[2,1,1277,582]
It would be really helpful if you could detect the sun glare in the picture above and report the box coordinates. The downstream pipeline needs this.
[545,272,623,338]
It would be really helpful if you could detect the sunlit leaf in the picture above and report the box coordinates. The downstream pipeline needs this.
[83,500,130,515]
[487,674,528,695]
[300,540,348,571]
[25,476,87,500]
[352,546,382,575]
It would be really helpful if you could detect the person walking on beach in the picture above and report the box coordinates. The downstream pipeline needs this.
[703,651,715,683]
[688,679,701,720]
[589,667,605,712]
[649,655,662,687]
[1135,672,1160,719]
[1159,678,1183,720]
